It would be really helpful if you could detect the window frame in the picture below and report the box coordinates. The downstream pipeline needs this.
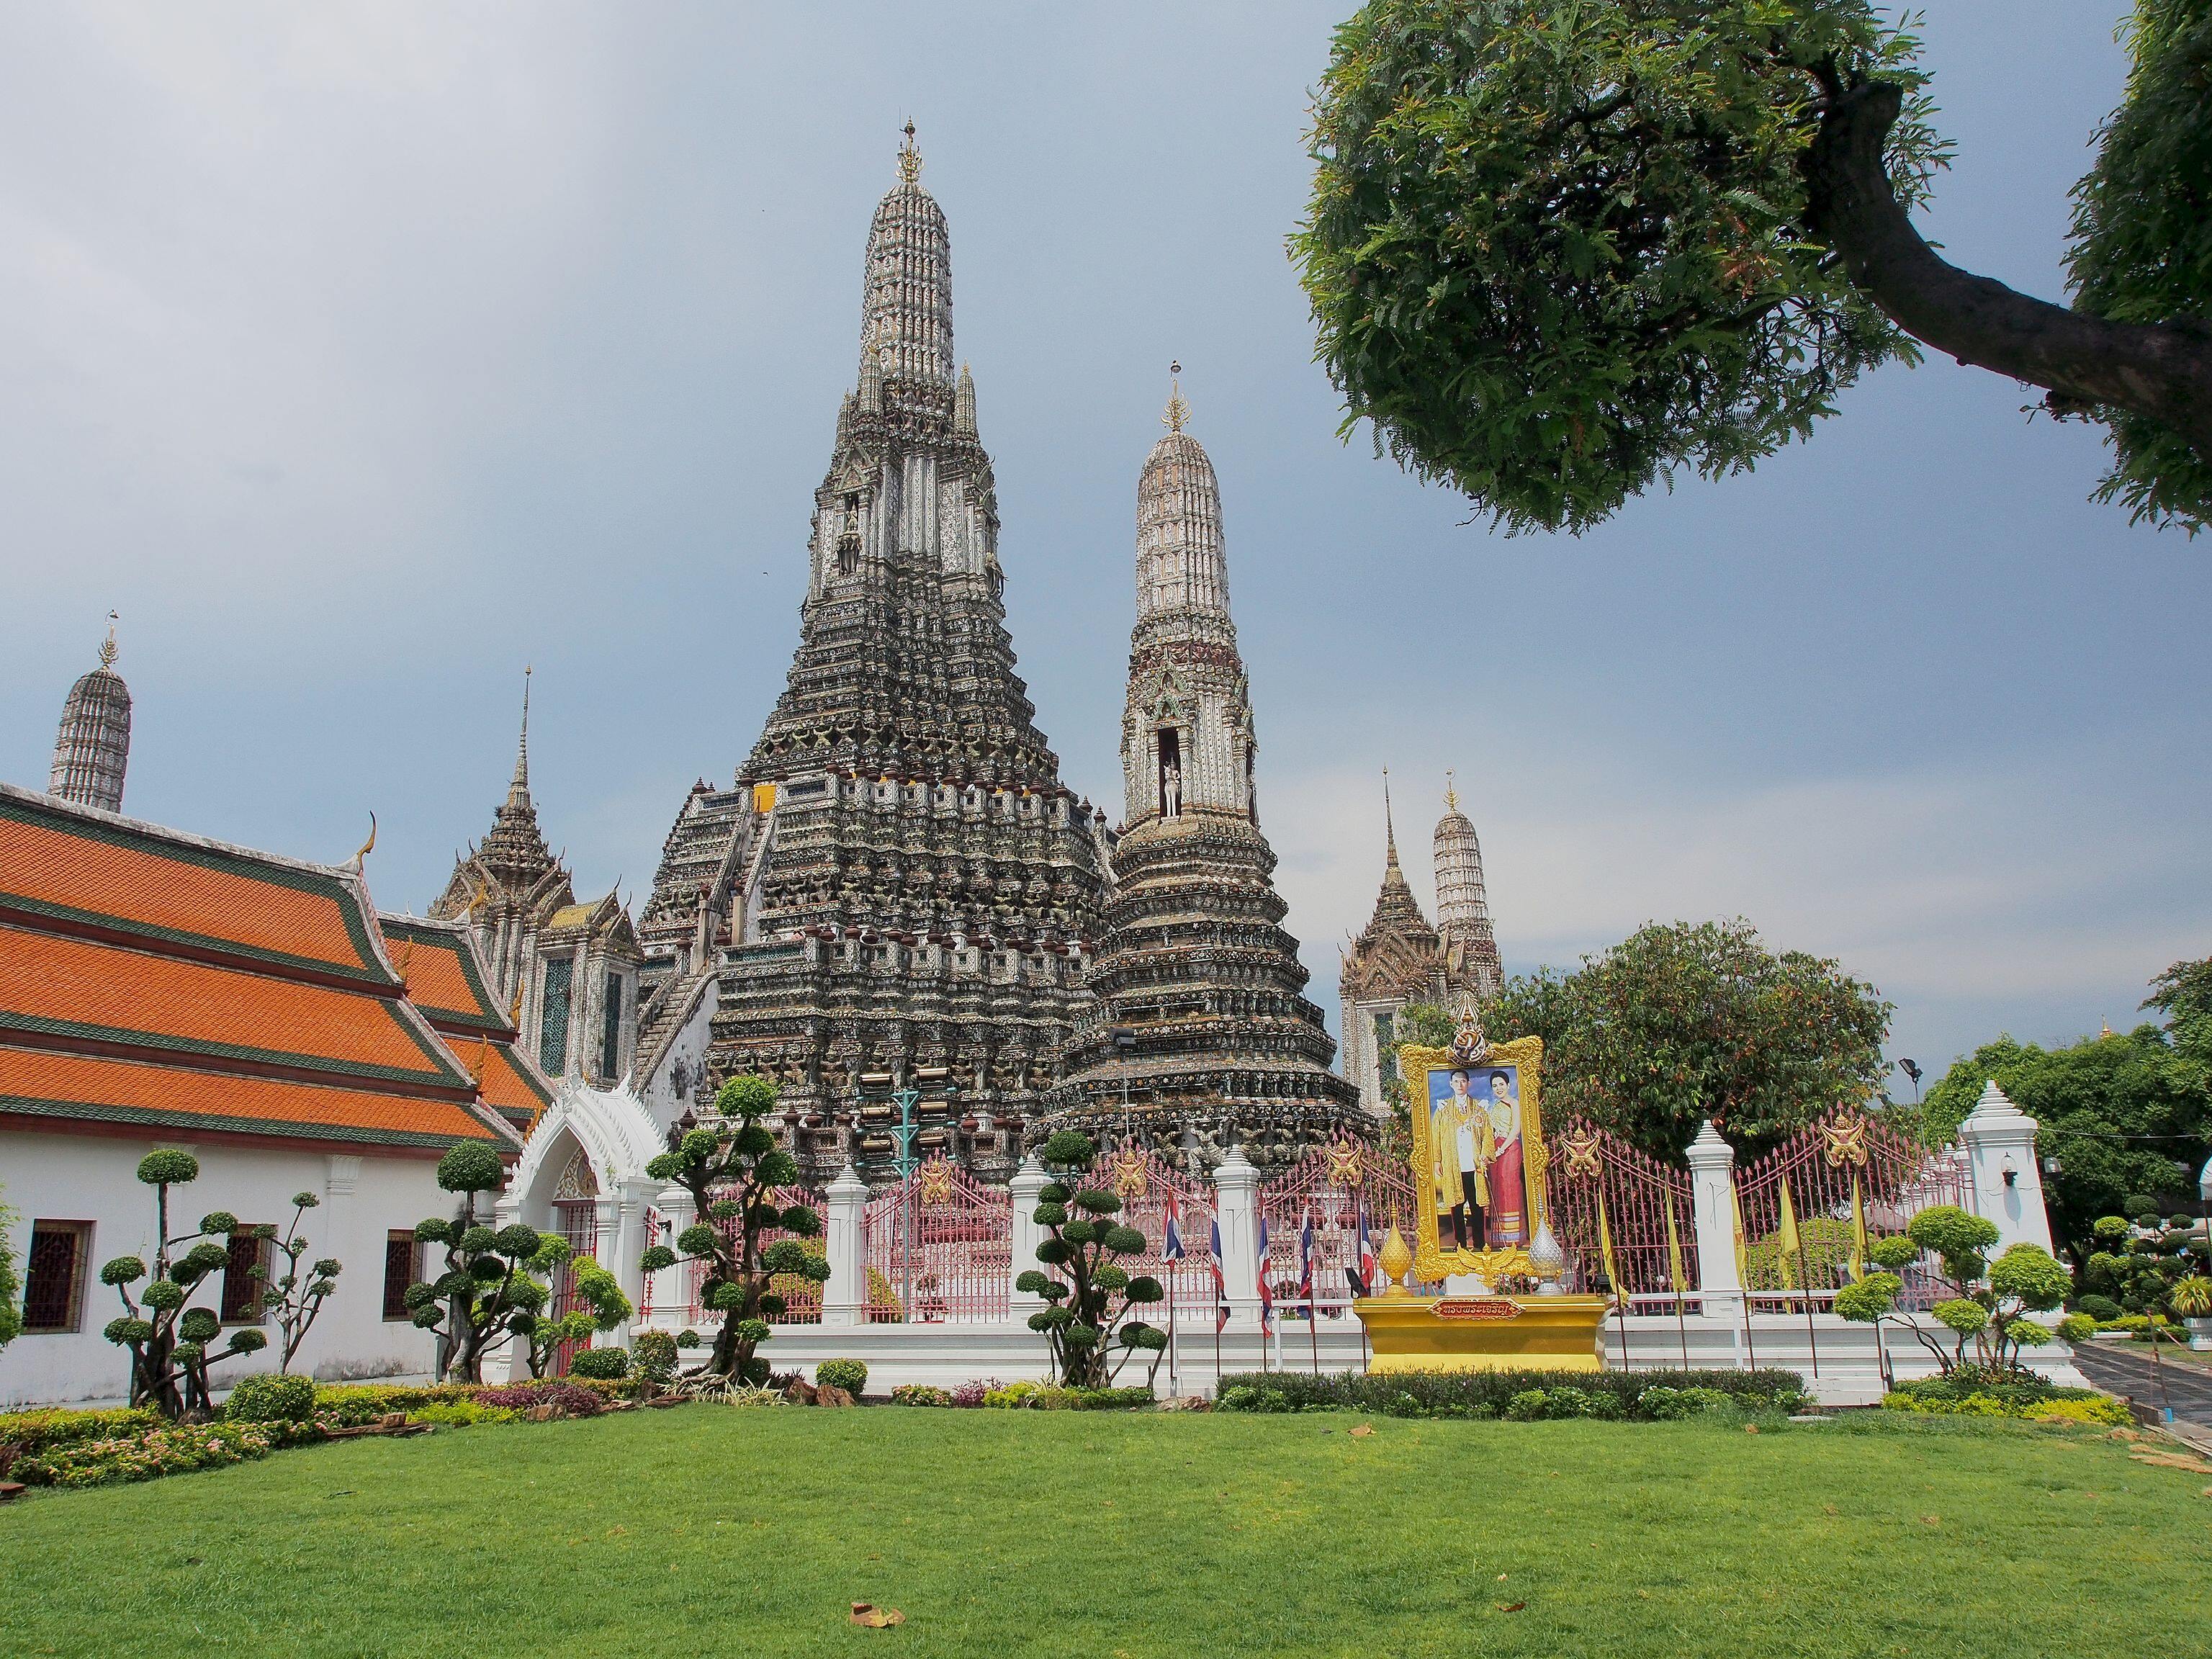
[20,1219,94,1335]
[382,1229,421,1322]
[219,1226,274,1325]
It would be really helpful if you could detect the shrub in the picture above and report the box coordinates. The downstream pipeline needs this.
[568,1346,631,1381]
[2075,1294,2124,1323]
[309,1382,469,1426]
[1882,1374,2128,1428]
[408,1401,521,1427]
[471,1380,609,1418]
[891,1385,953,1407]
[632,1329,679,1385]
[949,1379,992,1408]
[223,1372,318,1425]
[14,1421,278,1489]
[981,1380,1047,1408]
[2055,1313,2097,1343]
[0,1406,163,1456]
[814,1358,868,1396]
[1213,1368,1808,1420]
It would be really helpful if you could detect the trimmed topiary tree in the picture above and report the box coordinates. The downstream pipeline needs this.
[1015,1130,1167,1389]
[814,1358,868,1397]
[1835,1206,2071,1376]
[637,1075,826,1383]
[223,1371,318,1426]
[513,1241,631,1379]
[631,1328,678,1388]
[99,1151,269,1417]
[567,1346,630,1381]
[403,1142,541,1382]
[236,1191,341,1373]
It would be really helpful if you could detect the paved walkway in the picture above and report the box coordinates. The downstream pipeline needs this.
[2070,1339,2212,1429]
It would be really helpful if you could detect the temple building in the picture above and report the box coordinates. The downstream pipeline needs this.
[634,129,1109,1182]
[48,621,132,815]
[1049,379,1361,1168]
[1337,775,1505,1116]
[429,673,644,1093]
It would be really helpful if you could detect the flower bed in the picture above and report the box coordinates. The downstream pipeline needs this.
[14,1421,279,1489]
[1880,1371,2128,1427]
[1213,1368,1809,1420]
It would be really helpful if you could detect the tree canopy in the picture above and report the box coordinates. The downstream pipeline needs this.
[1486,917,1890,1161]
[1295,0,2212,535]
[1923,956,2212,1266]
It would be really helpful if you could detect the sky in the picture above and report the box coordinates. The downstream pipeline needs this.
[4,2,2206,1089]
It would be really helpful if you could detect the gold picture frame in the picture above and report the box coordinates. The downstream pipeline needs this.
[1398,1035,1550,1286]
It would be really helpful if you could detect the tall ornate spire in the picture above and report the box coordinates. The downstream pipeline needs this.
[1434,771,1502,998]
[510,665,531,798]
[472,670,556,889]
[858,121,953,391]
[49,613,132,814]
[1135,367,1231,626]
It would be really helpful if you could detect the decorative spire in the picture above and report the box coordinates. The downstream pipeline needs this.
[1163,359,1190,434]
[49,613,132,814]
[1434,774,1502,998]
[511,665,532,798]
[858,122,953,390]
[897,118,922,184]
[955,361,976,436]
[1383,768,1399,868]
[1135,372,1231,624]
[1444,768,1460,815]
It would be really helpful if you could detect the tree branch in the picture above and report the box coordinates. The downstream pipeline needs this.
[1804,81,2212,459]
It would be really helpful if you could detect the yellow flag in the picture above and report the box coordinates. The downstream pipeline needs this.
[1776,1182,1802,1292]
[1665,1200,1688,1295]
[1849,1174,1869,1282]
[1597,1192,1624,1301]
[1732,1185,1749,1285]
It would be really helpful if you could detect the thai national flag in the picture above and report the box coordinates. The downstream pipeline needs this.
[1256,1214,1274,1330]
[1346,1203,1377,1300]
[1295,1211,1316,1310]
[1162,1191,1185,1264]
[1208,1218,1229,1331]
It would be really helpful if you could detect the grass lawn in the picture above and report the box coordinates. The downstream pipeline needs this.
[4,1409,2207,1658]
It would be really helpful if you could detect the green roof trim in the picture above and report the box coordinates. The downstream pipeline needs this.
[0,1009,467,1090]
[0,1092,500,1149]
[0,893,393,987]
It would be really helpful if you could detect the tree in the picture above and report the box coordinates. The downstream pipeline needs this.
[1921,1018,2211,1267]
[513,1243,631,1379]
[1486,917,1889,1161]
[1015,1130,1167,1389]
[1835,1205,2072,1375]
[96,1151,269,1417]
[2074,1209,2211,1318]
[637,1075,826,1384]
[404,1142,541,1383]
[0,1184,20,1353]
[1294,1,2212,536]
[2146,954,2212,1066]
[238,1192,341,1374]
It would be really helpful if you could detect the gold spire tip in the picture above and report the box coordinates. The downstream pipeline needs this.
[897,120,922,184]
[98,610,120,669]
[1162,360,1190,433]
[1444,768,1460,814]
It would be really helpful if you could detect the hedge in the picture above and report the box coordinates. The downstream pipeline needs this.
[1213,1368,1808,1419]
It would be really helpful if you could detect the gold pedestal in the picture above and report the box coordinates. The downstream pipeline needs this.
[1354,1295,1610,1374]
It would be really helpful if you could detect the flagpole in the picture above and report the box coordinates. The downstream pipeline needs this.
[1733,1186,1760,1375]
[1166,1265,1179,1397]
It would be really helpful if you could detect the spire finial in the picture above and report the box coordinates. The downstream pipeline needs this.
[1444,768,1459,815]
[1163,359,1190,433]
[511,665,533,794]
[98,610,120,670]
[1383,768,1399,866]
[897,120,922,184]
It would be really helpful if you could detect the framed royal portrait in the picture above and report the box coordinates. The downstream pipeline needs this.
[1398,1033,1548,1285]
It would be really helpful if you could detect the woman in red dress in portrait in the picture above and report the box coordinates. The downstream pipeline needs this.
[1483,1069,1527,1246]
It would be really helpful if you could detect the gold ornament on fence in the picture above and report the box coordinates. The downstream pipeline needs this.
[1323,1141,1364,1190]
[916,1159,955,1208]
[1556,1125,1604,1179]
[1820,1115,1870,1169]
[1377,1226,1413,1298]
[1109,1148,1151,1201]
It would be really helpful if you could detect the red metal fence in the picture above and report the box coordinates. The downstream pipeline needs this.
[1546,1120,1699,1310]
[1734,1108,1971,1314]
[865,1156,1012,1323]
[1257,1138,1438,1313]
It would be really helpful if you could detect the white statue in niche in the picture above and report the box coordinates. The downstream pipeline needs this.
[1161,760,1182,819]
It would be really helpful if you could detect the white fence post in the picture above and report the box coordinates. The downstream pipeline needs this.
[1009,1156,1048,1315]
[1686,1120,1741,1316]
[821,1159,868,1327]
[648,1184,696,1331]
[1958,1081,2055,1256]
[1212,1146,1262,1326]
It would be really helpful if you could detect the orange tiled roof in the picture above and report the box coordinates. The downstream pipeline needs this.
[475,1038,554,1120]
[0,924,462,1088]
[0,783,509,1150]
[380,917,507,1031]
[0,1044,498,1148]
[0,790,392,983]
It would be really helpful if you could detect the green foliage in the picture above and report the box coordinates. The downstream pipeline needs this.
[1488,918,1890,1160]
[2064,1,2212,531]
[1024,1133,1164,1390]
[567,1347,630,1381]
[814,1359,869,1395]
[234,1192,342,1374]
[631,1329,679,1385]
[1919,1012,2211,1265]
[1293,0,1938,534]
[1215,1367,1807,1419]
[2055,1311,2098,1343]
[435,1142,506,1195]
[0,1189,24,1352]
[135,1148,199,1187]
[514,1251,632,1381]
[14,1421,280,1489]
[0,1405,163,1456]
[224,1372,319,1425]
[891,1384,953,1407]
[1882,1370,2130,1427]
